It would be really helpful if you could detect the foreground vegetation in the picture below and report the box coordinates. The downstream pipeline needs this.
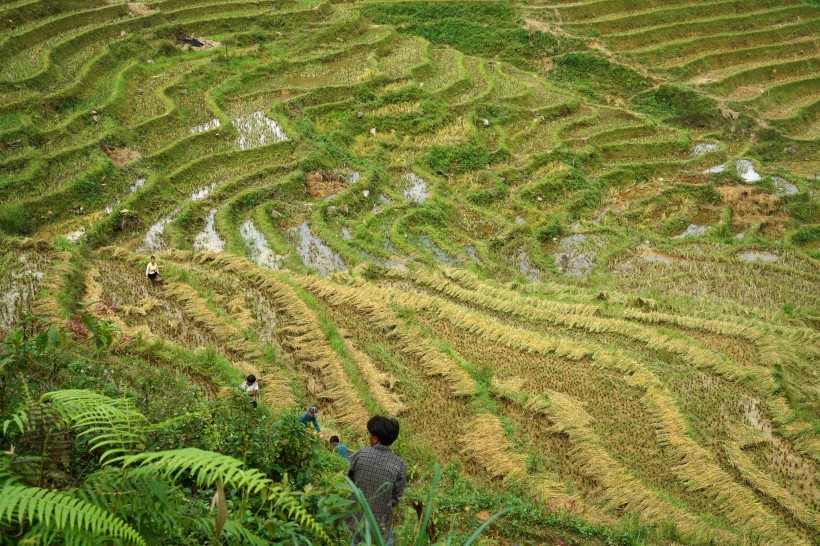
[1,0,817,543]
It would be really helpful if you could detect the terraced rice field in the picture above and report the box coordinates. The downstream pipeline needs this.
[1,0,818,543]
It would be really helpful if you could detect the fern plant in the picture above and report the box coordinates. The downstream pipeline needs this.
[1,389,335,545]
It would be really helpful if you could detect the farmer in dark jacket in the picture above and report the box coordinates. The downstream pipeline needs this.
[347,416,406,546]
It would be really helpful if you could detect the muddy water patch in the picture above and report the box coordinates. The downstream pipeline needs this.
[193,209,225,252]
[703,164,725,174]
[640,249,676,264]
[191,182,218,201]
[129,178,146,194]
[240,220,283,270]
[142,209,178,251]
[465,245,481,263]
[418,236,460,267]
[772,177,798,196]
[402,173,428,203]
[737,251,779,263]
[517,250,540,282]
[691,143,718,156]
[554,234,602,279]
[232,111,288,150]
[346,171,362,185]
[673,224,711,239]
[65,228,86,242]
[1,254,48,328]
[735,159,762,183]
[372,195,393,214]
[190,118,221,135]
[287,222,346,275]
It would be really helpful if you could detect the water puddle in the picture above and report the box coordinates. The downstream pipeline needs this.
[372,195,393,214]
[288,222,346,276]
[384,259,408,270]
[402,173,428,203]
[1,254,48,328]
[240,220,283,270]
[517,250,540,282]
[193,209,225,252]
[703,164,725,174]
[465,245,481,263]
[554,234,601,279]
[143,210,177,251]
[418,236,460,266]
[772,177,798,196]
[129,178,146,194]
[737,251,779,263]
[640,250,675,264]
[65,228,86,242]
[190,182,218,201]
[673,224,711,239]
[232,111,288,150]
[347,171,362,185]
[593,205,621,225]
[735,159,762,183]
[691,143,718,156]
[190,118,221,135]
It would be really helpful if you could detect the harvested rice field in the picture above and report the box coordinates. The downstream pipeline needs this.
[1,0,818,544]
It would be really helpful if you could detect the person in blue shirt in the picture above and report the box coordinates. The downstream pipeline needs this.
[298,406,320,433]
[329,435,350,463]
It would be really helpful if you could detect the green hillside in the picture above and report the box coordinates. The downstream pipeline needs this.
[1,0,818,544]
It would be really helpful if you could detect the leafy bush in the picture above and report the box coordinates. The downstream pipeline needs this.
[631,85,721,129]
[790,225,820,245]
[536,217,564,243]
[426,142,490,175]
[549,52,651,99]
[361,2,582,61]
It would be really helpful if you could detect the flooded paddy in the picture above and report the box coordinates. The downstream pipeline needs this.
[240,220,284,270]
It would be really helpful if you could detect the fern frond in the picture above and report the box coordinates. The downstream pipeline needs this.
[121,448,272,494]
[193,517,270,546]
[41,390,147,465]
[0,484,146,546]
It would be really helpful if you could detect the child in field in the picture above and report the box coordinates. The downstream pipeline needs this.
[145,255,162,284]
[241,374,259,408]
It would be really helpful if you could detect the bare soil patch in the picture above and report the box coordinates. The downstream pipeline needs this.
[305,171,347,199]
[104,146,141,166]
[127,3,155,16]
[727,86,762,101]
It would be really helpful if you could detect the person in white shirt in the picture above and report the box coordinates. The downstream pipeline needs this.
[146,255,162,284]
[241,374,259,408]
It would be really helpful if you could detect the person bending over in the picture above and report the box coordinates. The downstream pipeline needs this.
[330,435,351,463]
[298,406,320,433]
[241,374,259,408]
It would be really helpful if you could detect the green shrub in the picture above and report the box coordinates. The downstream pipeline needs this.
[426,142,490,175]
[536,217,564,243]
[549,52,651,99]
[791,225,820,245]
[361,2,581,61]
[631,85,721,129]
